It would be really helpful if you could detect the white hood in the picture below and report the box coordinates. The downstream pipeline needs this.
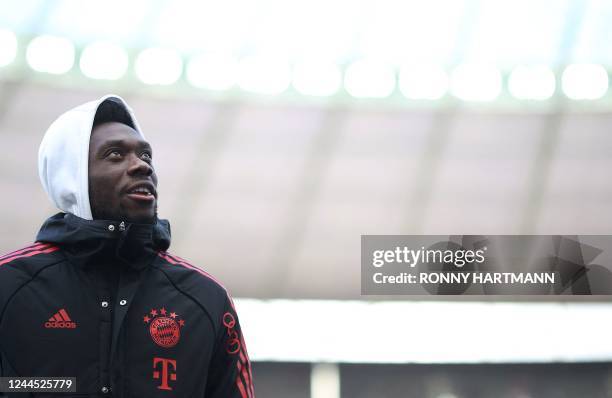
[38,94,144,220]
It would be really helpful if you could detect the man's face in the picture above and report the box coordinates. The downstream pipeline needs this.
[88,122,158,224]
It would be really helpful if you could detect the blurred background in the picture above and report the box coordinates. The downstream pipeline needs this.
[1,0,612,396]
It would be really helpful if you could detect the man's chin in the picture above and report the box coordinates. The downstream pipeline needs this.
[120,198,157,224]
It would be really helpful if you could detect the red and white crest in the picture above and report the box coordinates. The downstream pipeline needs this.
[143,308,185,348]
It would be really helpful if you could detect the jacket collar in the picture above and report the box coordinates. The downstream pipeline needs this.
[36,212,171,270]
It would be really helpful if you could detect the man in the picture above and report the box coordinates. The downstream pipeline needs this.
[0,95,254,397]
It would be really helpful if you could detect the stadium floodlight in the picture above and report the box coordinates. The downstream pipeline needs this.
[186,54,237,91]
[0,29,17,67]
[135,48,183,85]
[399,64,448,100]
[508,65,556,100]
[450,64,502,101]
[237,55,291,95]
[79,41,128,80]
[292,60,342,97]
[236,299,612,363]
[436,394,458,398]
[562,63,608,100]
[26,35,74,75]
[311,363,340,398]
[344,59,395,98]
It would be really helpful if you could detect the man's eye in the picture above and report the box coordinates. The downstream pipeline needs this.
[108,150,122,158]
[141,152,152,162]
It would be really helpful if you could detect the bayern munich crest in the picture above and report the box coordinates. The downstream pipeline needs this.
[143,308,185,348]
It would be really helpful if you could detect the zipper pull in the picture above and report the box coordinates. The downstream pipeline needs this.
[119,221,126,232]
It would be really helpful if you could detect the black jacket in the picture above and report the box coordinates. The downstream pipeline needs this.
[0,213,254,398]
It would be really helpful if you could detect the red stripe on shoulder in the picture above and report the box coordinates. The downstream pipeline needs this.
[157,251,232,296]
[157,251,238,312]
[0,245,59,267]
[0,242,49,261]
[158,251,225,286]
[168,252,226,287]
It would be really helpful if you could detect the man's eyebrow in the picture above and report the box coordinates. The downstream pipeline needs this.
[99,139,152,151]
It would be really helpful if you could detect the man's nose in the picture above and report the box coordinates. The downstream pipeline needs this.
[127,154,153,176]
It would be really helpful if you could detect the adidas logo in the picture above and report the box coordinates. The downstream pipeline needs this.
[44,308,77,329]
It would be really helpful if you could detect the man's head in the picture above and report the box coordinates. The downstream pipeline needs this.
[87,100,158,224]
[88,121,158,224]
[39,95,158,223]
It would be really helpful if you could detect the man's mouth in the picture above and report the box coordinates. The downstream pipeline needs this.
[125,184,156,202]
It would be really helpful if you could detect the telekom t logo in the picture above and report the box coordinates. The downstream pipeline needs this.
[153,357,177,391]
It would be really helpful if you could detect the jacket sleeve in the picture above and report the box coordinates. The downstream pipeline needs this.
[0,263,11,398]
[204,294,254,398]
[0,354,5,398]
